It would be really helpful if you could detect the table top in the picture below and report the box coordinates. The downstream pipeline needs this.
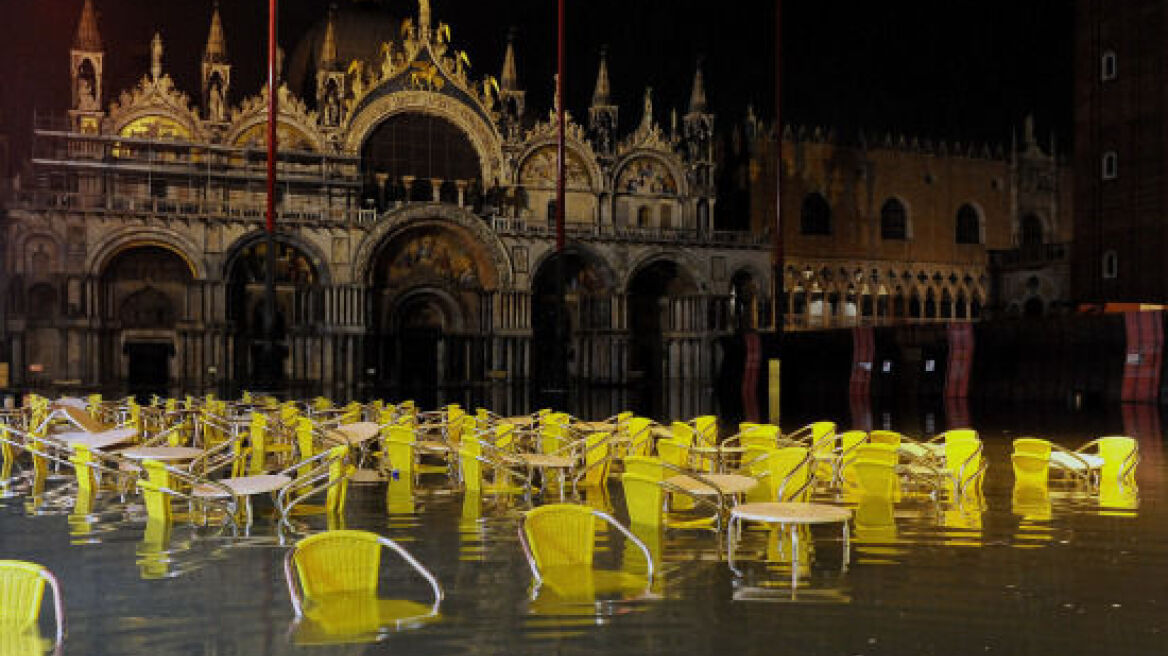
[325,422,380,445]
[193,474,292,498]
[416,440,451,453]
[574,422,616,433]
[514,453,574,469]
[730,502,852,524]
[57,406,111,433]
[689,444,748,454]
[119,446,205,461]
[650,426,673,440]
[500,416,535,426]
[57,427,137,450]
[665,473,758,496]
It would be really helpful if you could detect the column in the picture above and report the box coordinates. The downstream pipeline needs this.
[456,180,468,208]
[431,178,443,203]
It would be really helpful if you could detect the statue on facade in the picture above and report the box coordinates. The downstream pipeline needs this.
[323,82,341,126]
[208,81,226,122]
[151,33,164,80]
[77,76,98,110]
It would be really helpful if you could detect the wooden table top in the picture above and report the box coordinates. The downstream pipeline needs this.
[325,422,380,445]
[500,416,535,426]
[119,446,205,461]
[573,422,616,433]
[730,502,852,524]
[514,453,574,469]
[193,474,292,498]
[57,428,137,450]
[665,473,758,495]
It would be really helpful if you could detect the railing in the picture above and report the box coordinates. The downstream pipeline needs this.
[8,189,768,246]
[989,243,1069,267]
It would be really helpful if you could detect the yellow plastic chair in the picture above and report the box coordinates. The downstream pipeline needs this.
[621,472,720,531]
[284,530,442,643]
[458,447,527,496]
[943,434,987,497]
[764,446,814,501]
[572,432,612,490]
[277,445,355,522]
[0,560,66,649]
[518,504,654,592]
[868,430,902,447]
[624,417,654,457]
[1072,436,1139,485]
[1011,439,1050,488]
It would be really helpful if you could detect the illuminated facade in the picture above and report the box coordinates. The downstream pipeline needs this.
[1,0,770,392]
[734,114,1071,328]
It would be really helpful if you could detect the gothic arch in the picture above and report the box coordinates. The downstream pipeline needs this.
[226,86,328,152]
[353,203,513,288]
[613,150,689,197]
[516,139,603,191]
[623,248,710,293]
[86,226,204,280]
[344,90,504,184]
[221,230,333,286]
[16,232,62,277]
[527,243,618,295]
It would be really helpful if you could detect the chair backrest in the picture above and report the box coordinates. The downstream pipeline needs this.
[459,448,482,492]
[945,435,984,489]
[671,422,696,447]
[621,472,665,527]
[624,418,653,457]
[579,432,611,487]
[68,443,97,496]
[741,424,780,442]
[382,424,415,480]
[324,445,353,515]
[624,456,666,482]
[854,443,899,466]
[295,417,316,462]
[139,458,174,523]
[539,424,565,455]
[868,430,902,447]
[1097,436,1138,482]
[853,457,898,498]
[941,429,978,443]
[0,560,62,644]
[656,439,689,469]
[1011,451,1049,487]
[521,505,597,570]
[1013,438,1051,458]
[766,446,812,501]
[809,421,837,460]
[494,423,516,451]
[292,530,382,600]
[247,413,269,476]
[692,416,717,445]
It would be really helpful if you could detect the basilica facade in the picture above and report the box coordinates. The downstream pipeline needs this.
[1,0,768,392]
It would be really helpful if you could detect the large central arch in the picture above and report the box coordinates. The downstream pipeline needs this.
[362,206,509,393]
[345,91,505,185]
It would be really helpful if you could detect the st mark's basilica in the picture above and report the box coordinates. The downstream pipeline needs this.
[0,0,1068,395]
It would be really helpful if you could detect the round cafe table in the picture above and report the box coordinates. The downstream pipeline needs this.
[664,473,758,497]
[324,422,380,445]
[192,473,292,529]
[56,428,138,451]
[726,502,853,590]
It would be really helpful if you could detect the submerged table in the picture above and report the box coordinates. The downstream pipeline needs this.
[727,502,852,590]
[119,446,204,462]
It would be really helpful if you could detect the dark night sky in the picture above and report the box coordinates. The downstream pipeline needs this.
[0,0,1072,167]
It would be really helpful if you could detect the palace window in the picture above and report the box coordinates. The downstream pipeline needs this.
[637,206,651,228]
[955,204,981,244]
[800,193,831,235]
[1101,50,1117,81]
[1102,250,1118,280]
[1102,151,1118,180]
[880,198,908,240]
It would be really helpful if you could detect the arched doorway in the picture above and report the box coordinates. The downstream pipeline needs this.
[368,223,497,393]
[531,248,616,388]
[1021,214,1044,260]
[225,238,321,388]
[99,246,194,394]
[627,259,700,381]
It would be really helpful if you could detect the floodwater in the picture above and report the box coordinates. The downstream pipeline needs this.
[2,396,1166,655]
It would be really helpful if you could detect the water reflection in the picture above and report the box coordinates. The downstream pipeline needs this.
[1,398,1166,654]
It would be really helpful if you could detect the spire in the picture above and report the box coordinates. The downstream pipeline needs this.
[319,4,338,69]
[419,0,432,35]
[74,0,102,51]
[591,47,612,107]
[204,1,227,63]
[501,31,519,92]
[688,61,708,114]
[150,32,164,80]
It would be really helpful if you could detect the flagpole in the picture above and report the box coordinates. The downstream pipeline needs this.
[263,0,279,385]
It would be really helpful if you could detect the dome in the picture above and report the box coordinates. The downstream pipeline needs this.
[286,1,403,102]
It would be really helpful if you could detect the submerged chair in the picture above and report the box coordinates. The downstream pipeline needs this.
[518,504,653,594]
[0,560,66,650]
[621,472,721,531]
[284,530,443,643]
[1067,436,1139,486]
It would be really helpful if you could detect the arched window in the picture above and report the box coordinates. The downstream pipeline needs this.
[800,193,831,235]
[1102,250,1119,280]
[1102,50,1118,81]
[955,204,981,244]
[637,206,651,228]
[660,205,673,230]
[547,199,557,226]
[1102,151,1118,180]
[1021,215,1044,260]
[881,198,908,240]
